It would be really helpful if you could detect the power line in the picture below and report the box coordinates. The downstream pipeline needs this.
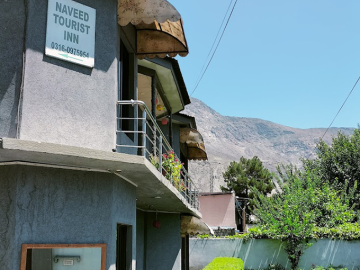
[322,75,360,139]
[192,0,234,89]
[190,0,238,96]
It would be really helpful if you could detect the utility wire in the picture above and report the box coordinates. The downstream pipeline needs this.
[322,75,360,139]
[192,0,234,89]
[190,0,238,96]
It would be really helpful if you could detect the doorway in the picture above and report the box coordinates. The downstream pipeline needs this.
[116,224,132,270]
[181,235,189,270]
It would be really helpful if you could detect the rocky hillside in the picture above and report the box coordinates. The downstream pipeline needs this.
[185,98,354,192]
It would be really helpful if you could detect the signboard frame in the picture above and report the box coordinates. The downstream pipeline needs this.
[45,0,96,68]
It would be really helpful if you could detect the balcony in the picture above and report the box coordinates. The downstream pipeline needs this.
[116,100,199,210]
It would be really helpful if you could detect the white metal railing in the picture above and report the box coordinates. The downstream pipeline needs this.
[116,100,199,210]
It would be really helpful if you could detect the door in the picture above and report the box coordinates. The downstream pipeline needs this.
[116,224,133,270]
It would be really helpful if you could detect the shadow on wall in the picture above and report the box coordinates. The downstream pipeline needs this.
[298,240,360,269]
[0,0,25,138]
[0,71,21,138]
[189,238,288,270]
[189,238,360,270]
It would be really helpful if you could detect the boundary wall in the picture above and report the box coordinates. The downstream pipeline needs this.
[189,238,360,270]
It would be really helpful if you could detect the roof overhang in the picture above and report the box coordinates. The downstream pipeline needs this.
[118,0,181,26]
[172,114,196,129]
[180,216,214,236]
[180,127,208,160]
[138,57,189,114]
[118,0,189,59]
[0,138,201,218]
[135,20,189,59]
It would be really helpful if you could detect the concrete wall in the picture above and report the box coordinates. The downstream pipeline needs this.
[172,124,181,158]
[160,122,181,158]
[117,132,138,155]
[137,211,181,270]
[18,0,118,151]
[0,165,137,270]
[0,0,25,138]
[189,238,360,270]
[136,210,145,270]
[199,193,236,228]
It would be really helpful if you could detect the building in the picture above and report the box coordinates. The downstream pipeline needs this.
[199,192,237,236]
[0,0,210,269]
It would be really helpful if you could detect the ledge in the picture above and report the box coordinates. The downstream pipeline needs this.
[0,138,201,218]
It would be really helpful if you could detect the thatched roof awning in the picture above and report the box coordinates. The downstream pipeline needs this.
[118,0,188,59]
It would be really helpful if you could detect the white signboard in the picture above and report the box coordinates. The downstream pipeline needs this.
[45,0,96,67]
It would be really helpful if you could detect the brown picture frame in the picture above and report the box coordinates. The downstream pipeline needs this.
[20,243,106,270]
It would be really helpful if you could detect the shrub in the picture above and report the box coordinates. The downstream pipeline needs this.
[311,265,347,270]
[311,223,360,240]
[150,151,185,191]
[198,234,211,239]
[203,257,244,270]
[251,170,356,270]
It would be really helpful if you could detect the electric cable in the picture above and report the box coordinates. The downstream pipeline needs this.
[190,0,238,96]
[322,75,360,139]
[192,0,234,89]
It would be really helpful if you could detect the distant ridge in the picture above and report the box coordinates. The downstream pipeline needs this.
[184,98,354,192]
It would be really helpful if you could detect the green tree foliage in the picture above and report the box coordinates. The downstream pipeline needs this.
[252,169,356,270]
[302,128,360,199]
[221,156,274,198]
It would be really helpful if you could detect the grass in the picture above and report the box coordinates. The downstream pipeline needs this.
[203,257,244,270]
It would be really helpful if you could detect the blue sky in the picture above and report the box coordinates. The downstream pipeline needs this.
[171,0,360,129]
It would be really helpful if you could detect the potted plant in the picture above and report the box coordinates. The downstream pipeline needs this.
[150,151,186,191]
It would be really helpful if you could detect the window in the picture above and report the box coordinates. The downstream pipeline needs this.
[118,41,134,141]
[20,244,106,270]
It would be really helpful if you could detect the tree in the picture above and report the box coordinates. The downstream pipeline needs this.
[220,156,274,215]
[252,169,356,270]
[302,128,360,206]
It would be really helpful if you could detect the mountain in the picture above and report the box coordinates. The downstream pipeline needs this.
[184,98,354,192]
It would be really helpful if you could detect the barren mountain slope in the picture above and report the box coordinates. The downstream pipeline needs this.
[185,98,354,192]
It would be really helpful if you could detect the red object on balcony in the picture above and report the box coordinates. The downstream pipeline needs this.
[153,220,161,228]
[161,118,168,125]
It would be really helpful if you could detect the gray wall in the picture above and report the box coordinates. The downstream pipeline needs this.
[145,212,181,270]
[117,132,138,155]
[189,238,360,270]
[137,212,181,270]
[136,210,145,270]
[172,124,181,159]
[160,122,181,158]
[18,0,118,151]
[0,0,25,138]
[0,165,137,270]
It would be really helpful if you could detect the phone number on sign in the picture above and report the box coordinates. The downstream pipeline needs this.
[51,42,90,58]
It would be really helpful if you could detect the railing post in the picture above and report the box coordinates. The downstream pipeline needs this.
[142,109,147,157]
[159,136,162,173]
[118,101,201,207]
[170,167,173,185]
[134,102,139,153]
[189,182,192,206]
[184,173,188,202]
[153,124,157,157]
[195,190,199,210]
